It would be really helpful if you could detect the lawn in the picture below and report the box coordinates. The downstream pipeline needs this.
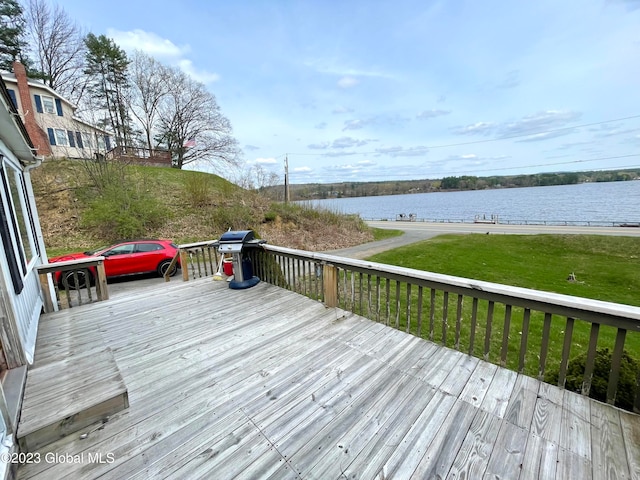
[346,234,640,393]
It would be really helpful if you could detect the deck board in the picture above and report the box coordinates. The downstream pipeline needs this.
[17,278,640,480]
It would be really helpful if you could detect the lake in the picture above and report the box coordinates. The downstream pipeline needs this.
[304,181,640,225]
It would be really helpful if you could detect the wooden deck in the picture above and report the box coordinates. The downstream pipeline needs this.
[17,278,640,479]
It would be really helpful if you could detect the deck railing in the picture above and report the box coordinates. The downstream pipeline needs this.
[36,257,109,312]
[248,244,640,412]
[164,240,221,282]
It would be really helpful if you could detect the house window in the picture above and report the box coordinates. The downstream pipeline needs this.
[54,129,68,146]
[97,135,106,151]
[0,158,40,293]
[42,95,55,114]
[5,165,38,265]
[81,132,93,149]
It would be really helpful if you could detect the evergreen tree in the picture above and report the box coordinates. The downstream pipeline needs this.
[0,0,30,70]
[84,33,132,147]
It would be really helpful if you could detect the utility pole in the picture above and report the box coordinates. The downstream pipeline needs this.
[284,155,290,203]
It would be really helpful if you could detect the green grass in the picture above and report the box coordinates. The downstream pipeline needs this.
[371,228,403,242]
[349,234,640,380]
[367,234,640,306]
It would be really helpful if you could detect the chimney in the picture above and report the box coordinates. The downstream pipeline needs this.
[12,61,52,156]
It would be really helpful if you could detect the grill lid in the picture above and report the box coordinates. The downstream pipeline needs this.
[219,230,255,244]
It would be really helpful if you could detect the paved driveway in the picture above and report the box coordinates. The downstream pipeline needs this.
[325,220,640,259]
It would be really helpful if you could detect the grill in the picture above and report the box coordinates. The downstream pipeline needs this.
[218,230,265,289]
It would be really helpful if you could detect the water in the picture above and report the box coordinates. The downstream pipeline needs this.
[304,181,640,225]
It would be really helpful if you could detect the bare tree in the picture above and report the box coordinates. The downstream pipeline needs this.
[156,66,239,170]
[128,51,169,152]
[232,164,281,190]
[24,0,86,104]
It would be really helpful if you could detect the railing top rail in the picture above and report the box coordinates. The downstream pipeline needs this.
[178,240,219,249]
[262,244,640,328]
[37,256,106,273]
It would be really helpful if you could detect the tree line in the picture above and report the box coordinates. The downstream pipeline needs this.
[275,169,640,200]
[0,0,238,170]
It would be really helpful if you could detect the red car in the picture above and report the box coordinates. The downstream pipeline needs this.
[49,239,180,288]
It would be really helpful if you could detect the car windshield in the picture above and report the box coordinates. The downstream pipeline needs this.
[84,246,110,255]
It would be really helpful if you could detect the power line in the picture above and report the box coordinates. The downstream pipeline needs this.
[279,114,640,157]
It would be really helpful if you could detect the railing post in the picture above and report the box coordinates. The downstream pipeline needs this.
[38,271,55,313]
[323,264,338,308]
[180,250,189,281]
[95,260,109,301]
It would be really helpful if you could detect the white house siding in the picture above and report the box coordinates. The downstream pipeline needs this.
[3,76,112,160]
[0,142,43,365]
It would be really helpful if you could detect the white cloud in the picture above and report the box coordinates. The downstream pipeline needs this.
[332,137,368,148]
[294,166,312,172]
[255,157,277,164]
[176,59,220,84]
[343,119,367,131]
[308,141,330,149]
[452,122,496,136]
[417,109,451,119]
[107,28,188,57]
[337,76,359,88]
[107,28,220,84]
[332,106,354,114]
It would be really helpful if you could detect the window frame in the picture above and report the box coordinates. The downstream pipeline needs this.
[54,129,68,147]
[41,95,55,114]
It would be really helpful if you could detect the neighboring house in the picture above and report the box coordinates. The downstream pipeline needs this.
[1,62,112,160]
[0,77,49,478]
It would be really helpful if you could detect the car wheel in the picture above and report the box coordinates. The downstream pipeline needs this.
[60,269,92,290]
[158,260,177,277]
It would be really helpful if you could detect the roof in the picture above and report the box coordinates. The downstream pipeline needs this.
[0,71,113,137]
[0,78,38,166]
[1,70,78,110]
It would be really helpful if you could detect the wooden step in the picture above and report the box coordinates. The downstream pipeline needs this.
[17,347,128,452]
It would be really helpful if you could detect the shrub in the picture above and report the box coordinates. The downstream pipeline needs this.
[544,348,640,411]
[183,173,211,207]
[81,180,166,241]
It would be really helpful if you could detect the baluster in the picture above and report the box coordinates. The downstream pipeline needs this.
[518,308,531,373]
[196,249,203,277]
[455,294,463,350]
[538,313,553,380]
[367,274,372,318]
[302,260,307,296]
[385,279,391,326]
[359,273,363,315]
[484,301,494,361]
[417,286,423,337]
[442,291,449,346]
[188,251,196,280]
[429,289,436,341]
[469,297,478,356]
[607,328,627,405]
[395,280,401,329]
[582,323,600,396]
[73,270,81,307]
[405,284,412,333]
[500,305,512,367]
[350,272,356,313]
[557,317,575,388]
[342,269,348,310]
[375,276,381,323]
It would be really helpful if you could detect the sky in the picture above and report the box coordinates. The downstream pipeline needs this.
[54,0,640,184]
